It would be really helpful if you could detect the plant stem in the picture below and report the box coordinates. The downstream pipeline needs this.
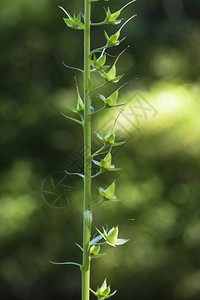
[82,0,91,300]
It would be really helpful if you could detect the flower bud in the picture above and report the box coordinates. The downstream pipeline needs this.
[105,90,119,106]
[99,181,115,200]
[99,152,112,169]
[90,245,100,255]
[104,128,115,144]
[106,226,119,245]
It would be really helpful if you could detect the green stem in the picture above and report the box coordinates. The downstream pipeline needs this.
[89,199,104,210]
[82,0,92,300]
[91,21,107,26]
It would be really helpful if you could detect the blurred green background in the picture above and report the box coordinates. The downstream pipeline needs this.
[1,0,200,299]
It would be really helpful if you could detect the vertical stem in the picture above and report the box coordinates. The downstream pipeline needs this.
[82,0,91,300]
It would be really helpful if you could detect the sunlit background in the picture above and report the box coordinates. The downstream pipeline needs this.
[0,0,200,299]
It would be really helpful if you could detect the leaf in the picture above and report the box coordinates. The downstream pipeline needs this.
[100,279,107,293]
[110,74,124,83]
[92,160,100,167]
[49,261,81,267]
[97,54,106,67]
[90,234,104,245]
[111,141,126,146]
[93,253,106,259]
[76,243,83,251]
[95,132,104,141]
[63,18,77,29]
[106,166,122,171]
[65,170,84,178]
[106,65,116,82]
[86,78,92,93]
[106,290,117,299]
[67,106,80,114]
[61,112,84,126]
[98,94,106,101]
[84,210,92,231]
[115,238,129,245]
[73,18,86,30]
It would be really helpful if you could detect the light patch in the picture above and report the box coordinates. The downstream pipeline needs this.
[156,91,179,113]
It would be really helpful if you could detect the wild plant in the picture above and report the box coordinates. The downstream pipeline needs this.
[51,1,137,299]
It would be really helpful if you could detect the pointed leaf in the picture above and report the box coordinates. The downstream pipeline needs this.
[76,243,83,251]
[106,290,117,299]
[61,112,84,126]
[73,18,86,30]
[115,238,129,245]
[93,253,106,259]
[49,261,81,267]
[90,234,104,245]
[65,170,84,178]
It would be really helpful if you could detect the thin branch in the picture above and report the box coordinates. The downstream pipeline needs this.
[88,199,104,210]
[62,61,84,73]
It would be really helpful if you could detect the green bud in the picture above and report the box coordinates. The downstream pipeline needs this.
[106,64,116,82]
[105,90,119,106]
[77,95,84,112]
[99,181,115,200]
[106,226,119,245]
[102,286,111,297]
[104,30,121,47]
[90,278,117,300]
[104,128,115,144]
[99,279,107,293]
[90,245,100,255]
[99,152,112,169]
[106,7,122,25]
[63,13,85,30]
[97,54,106,67]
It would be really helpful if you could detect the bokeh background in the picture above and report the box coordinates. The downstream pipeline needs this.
[1,0,200,299]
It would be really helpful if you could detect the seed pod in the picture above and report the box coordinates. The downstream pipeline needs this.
[75,77,84,112]
[106,226,119,245]
[90,245,100,255]
[99,181,115,200]
[104,30,121,47]
[107,9,121,24]
[104,128,115,144]
[99,152,112,169]
[105,90,119,106]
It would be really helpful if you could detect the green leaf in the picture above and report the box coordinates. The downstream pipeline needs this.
[84,210,92,231]
[115,238,129,245]
[106,166,122,172]
[76,243,83,251]
[49,261,81,267]
[95,132,104,141]
[105,90,119,106]
[98,94,106,101]
[110,140,126,146]
[86,78,92,93]
[99,152,112,169]
[99,181,115,200]
[63,18,77,29]
[73,18,86,30]
[102,286,111,297]
[106,226,119,245]
[65,170,84,178]
[97,54,106,67]
[93,253,106,259]
[90,233,104,245]
[99,279,107,293]
[90,245,100,255]
[61,112,84,126]
[106,65,116,82]
[109,74,124,83]
[106,290,117,299]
